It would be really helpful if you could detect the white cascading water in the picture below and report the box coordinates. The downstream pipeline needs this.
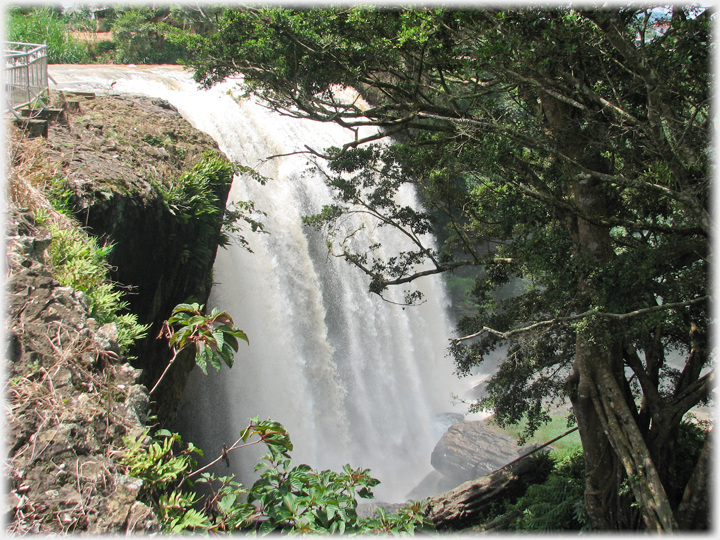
[48,65,471,501]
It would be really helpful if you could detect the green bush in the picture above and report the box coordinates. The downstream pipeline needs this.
[122,429,209,532]
[122,419,434,534]
[164,302,248,374]
[159,152,267,266]
[507,447,589,531]
[160,153,234,269]
[111,7,186,64]
[7,7,89,63]
[85,39,117,63]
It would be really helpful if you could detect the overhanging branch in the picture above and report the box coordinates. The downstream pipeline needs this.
[451,296,709,343]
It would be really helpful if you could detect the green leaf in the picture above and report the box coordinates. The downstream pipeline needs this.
[221,332,241,354]
[209,350,223,372]
[212,328,225,350]
[220,342,236,368]
[172,302,202,314]
[170,508,210,532]
[259,516,277,534]
[195,342,208,375]
[217,324,249,344]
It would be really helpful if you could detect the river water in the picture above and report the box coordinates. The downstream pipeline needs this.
[48,65,476,501]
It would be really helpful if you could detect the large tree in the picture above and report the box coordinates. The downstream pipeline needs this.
[180,5,712,531]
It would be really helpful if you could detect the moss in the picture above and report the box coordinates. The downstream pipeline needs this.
[92,177,133,197]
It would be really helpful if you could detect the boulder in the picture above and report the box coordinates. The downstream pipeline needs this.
[430,419,519,484]
[406,470,465,501]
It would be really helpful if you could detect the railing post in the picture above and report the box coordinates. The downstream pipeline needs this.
[3,41,49,114]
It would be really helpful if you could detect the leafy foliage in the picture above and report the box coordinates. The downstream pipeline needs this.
[149,301,248,395]
[44,223,149,352]
[7,6,89,63]
[163,302,248,375]
[506,448,589,531]
[121,429,209,533]
[8,4,230,65]
[122,419,434,534]
[159,153,233,269]
[110,7,188,64]
[159,153,266,266]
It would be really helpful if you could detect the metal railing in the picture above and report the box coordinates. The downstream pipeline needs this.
[4,41,49,117]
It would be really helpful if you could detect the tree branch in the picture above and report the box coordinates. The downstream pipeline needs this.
[452,296,709,343]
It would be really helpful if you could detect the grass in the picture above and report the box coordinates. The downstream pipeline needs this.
[493,407,581,453]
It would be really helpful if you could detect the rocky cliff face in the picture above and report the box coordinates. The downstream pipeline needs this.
[5,91,232,533]
[40,91,231,422]
[5,210,156,534]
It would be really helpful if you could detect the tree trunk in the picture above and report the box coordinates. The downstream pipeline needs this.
[423,456,549,530]
[568,174,678,531]
[537,86,682,531]
[569,340,627,529]
[676,431,711,530]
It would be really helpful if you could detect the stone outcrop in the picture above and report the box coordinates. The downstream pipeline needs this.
[431,419,520,483]
[41,92,230,423]
[5,211,157,534]
[407,418,524,501]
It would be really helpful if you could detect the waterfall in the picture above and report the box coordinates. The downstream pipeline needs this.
[48,65,469,502]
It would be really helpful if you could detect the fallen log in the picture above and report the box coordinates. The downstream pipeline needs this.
[424,455,550,531]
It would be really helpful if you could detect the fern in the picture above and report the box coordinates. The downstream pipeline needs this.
[507,447,589,531]
[45,224,149,353]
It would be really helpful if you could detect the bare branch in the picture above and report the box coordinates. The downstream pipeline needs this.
[451,296,709,343]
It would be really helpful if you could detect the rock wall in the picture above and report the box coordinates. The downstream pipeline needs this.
[5,211,157,534]
[43,91,231,423]
[5,91,233,532]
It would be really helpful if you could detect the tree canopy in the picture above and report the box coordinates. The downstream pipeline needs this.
[180,5,712,532]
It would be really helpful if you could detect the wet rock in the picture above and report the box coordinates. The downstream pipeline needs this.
[430,419,519,484]
[6,89,230,533]
[406,469,465,501]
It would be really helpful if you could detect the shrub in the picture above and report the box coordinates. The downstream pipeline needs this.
[160,152,267,266]
[122,429,209,532]
[7,7,89,63]
[507,446,589,531]
[43,223,149,352]
[111,7,186,64]
[160,153,234,269]
[122,418,434,534]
